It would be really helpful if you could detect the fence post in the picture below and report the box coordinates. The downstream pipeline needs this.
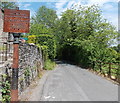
[92,61,95,70]
[99,62,102,72]
[108,63,111,78]
[117,64,120,84]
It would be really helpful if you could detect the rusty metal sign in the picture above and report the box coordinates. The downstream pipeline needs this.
[3,9,30,33]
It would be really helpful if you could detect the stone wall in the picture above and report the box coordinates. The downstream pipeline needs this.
[0,9,11,65]
[18,43,43,94]
[0,42,43,100]
[0,9,8,43]
[0,9,10,101]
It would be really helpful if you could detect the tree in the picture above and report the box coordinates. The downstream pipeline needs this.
[31,6,58,28]
[0,2,18,9]
[29,6,58,59]
[30,23,53,35]
[55,5,118,67]
[112,44,120,53]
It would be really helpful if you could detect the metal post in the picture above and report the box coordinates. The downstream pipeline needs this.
[11,33,20,102]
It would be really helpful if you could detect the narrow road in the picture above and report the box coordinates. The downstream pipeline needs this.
[20,61,118,101]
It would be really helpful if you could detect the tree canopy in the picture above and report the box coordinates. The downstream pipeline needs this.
[29,5,119,67]
[0,2,18,9]
[54,5,118,66]
[31,6,58,28]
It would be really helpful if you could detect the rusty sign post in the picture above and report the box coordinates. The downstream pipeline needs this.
[3,8,30,102]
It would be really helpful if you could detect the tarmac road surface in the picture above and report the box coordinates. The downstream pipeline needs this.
[40,61,118,101]
[20,61,118,101]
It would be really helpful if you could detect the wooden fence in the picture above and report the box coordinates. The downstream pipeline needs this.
[92,60,120,83]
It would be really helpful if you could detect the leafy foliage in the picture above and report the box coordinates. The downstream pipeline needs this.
[28,35,56,59]
[29,6,57,60]
[44,59,56,70]
[30,23,53,35]
[55,5,118,67]
[0,2,18,9]
[112,44,120,53]
[29,5,119,69]
[37,35,56,59]
[0,74,11,102]
[31,6,57,28]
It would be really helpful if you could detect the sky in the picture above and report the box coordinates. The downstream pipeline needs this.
[17,0,119,30]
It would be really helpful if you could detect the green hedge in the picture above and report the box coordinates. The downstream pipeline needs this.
[28,34,56,59]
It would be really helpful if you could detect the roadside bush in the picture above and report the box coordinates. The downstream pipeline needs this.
[28,34,56,60]
[28,35,36,44]
[37,35,56,59]
[44,59,56,70]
